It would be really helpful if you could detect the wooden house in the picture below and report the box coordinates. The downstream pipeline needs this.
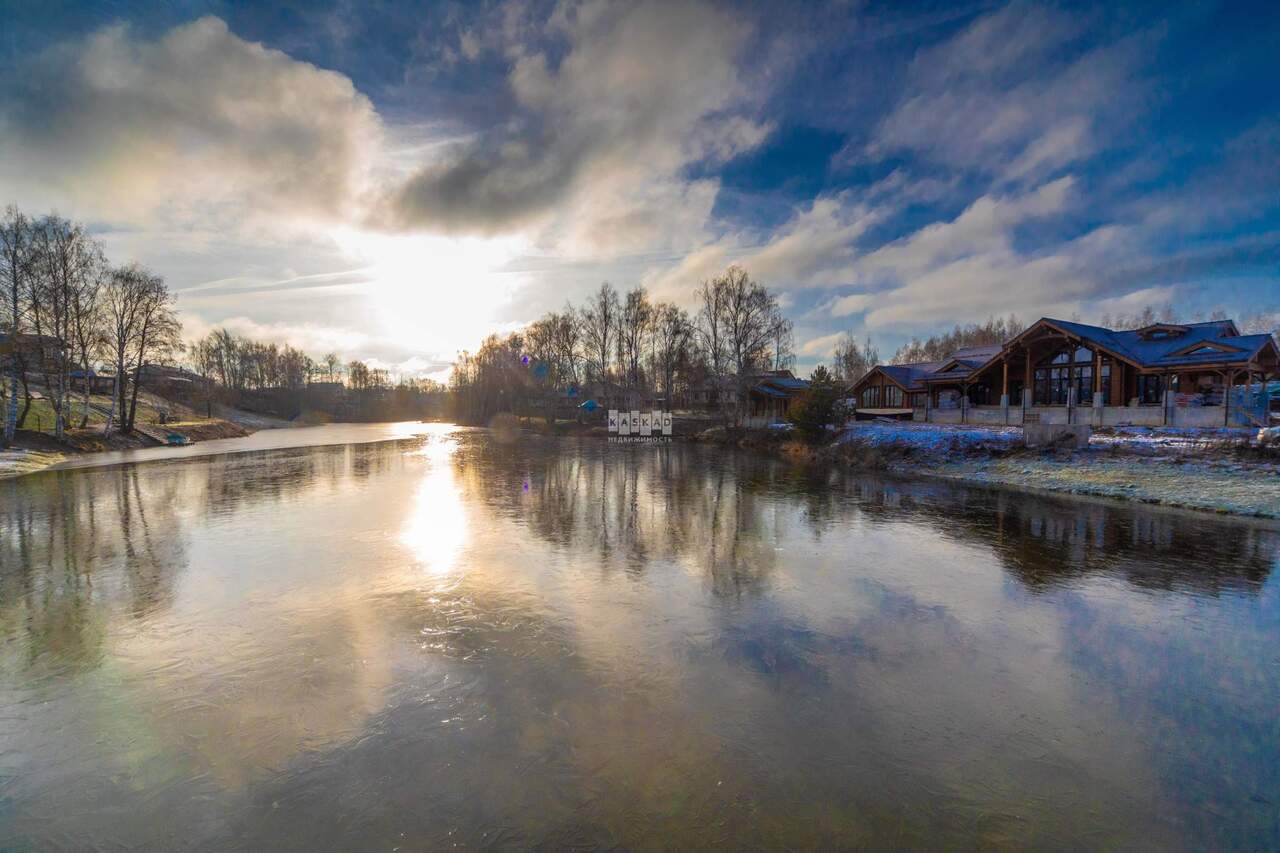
[850,318,1279,429]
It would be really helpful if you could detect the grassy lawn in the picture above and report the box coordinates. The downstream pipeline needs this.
[2,391,203,435]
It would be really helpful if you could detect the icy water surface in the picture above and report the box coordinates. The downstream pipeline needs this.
[1,425,1278,850]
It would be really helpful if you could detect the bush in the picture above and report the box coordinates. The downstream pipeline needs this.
[788,366,848,444]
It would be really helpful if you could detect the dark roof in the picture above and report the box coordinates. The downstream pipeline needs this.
[752,374,810,398]
[948,345,1002,361]
[878,361,944,391]
[1044,318,1272,368]
[751,384,789,398]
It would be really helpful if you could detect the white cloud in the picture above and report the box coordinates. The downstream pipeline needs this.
[384,0,768,256]
[799,331,844,358]
[870,5,1145,185]
[0,17,381,231]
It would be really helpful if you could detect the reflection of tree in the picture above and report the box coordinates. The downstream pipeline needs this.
[0,441,407,678]
[0,467,190,676]
[831,474,1278,596]
[456,435,1278,600]
[454,439,783,597]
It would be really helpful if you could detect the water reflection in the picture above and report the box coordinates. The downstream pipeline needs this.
[0,428,1277,850]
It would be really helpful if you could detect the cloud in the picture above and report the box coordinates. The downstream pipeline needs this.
[382,0,767,253]
[827,293,874,318]
[799,331,843,358]
[0,16,381,229]
[868,5,1146,185]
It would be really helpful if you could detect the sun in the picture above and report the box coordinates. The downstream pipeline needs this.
[331,227,530,359]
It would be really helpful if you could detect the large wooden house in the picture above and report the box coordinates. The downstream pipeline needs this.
[850,318,1279,428]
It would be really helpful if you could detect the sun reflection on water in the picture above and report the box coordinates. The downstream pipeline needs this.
[400,434,468,575]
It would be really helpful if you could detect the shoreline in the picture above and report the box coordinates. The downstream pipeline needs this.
[6,415,1278,520]
[0,417,252,479]
[698,421,1280,520]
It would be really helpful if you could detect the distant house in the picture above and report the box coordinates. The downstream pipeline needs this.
[850,360,945,419]
[68,368,117,395]
[0,332,67,367]
[849,317,1280,428]
[746,370,810,426]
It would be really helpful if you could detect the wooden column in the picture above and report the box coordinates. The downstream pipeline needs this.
[1002,359,1009,398]
[1223,369,1232,427]
[1024,345,1034,405]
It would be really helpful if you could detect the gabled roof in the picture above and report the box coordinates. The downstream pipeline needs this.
[875,361,944,392]
[751,374,810,398]
[948,344,1003,362]
[764,376,810,390]
[1038,318,1271,369]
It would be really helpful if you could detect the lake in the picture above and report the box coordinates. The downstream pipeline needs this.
[1,424,1278,850]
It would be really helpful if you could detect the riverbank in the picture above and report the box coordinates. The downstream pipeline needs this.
[0,417,250,478]
[702,421,1280,519]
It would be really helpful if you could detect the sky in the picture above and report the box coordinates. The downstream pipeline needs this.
[2,0,1278,379]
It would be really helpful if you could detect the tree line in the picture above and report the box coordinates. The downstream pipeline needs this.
[449,265,793,424]
[1,206,180,444]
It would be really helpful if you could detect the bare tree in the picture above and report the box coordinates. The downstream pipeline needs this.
[719,266,787,378]
[190,334,220,417]
[69,252,107,427]
[651,302,692,402]
[616,285,653,399]
[551,307,581,389]
[323,352,341,382]
[694,277,728,379]
[103,266,145,434]
[125,275,181,432]
[580,282,619,387]
[694,266,789,423]
[102,264,180,434]
[832,333,880,385]
[27,215,100,439]
[891,315,1023,364]
[0,207,33,446]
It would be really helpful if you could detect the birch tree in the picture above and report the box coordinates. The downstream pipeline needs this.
[0,207,33,446]
[28,216,99,439]
[124,271,180,432]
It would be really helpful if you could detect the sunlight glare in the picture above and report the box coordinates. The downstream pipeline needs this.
[399,436,468,575]
[331,227,528,358]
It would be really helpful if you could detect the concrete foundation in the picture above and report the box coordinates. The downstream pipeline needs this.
[915,401,1235,429]
[1024,423,1092,448]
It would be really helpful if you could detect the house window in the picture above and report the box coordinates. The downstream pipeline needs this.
[1035,346,1102,405]
[1075,366,1092,405]
[886,386,903,407]
[1137,374,1164,405]
[1035,367,1071,404]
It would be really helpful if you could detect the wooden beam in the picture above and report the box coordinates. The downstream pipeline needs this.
[1024,344,1033,400]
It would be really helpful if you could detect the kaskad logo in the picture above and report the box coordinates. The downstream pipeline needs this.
[607,409,672,436]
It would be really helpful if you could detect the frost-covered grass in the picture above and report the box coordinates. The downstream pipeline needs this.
[827,420,1280,517]
[836,421,1021,453]
[1091,425,1257,451]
